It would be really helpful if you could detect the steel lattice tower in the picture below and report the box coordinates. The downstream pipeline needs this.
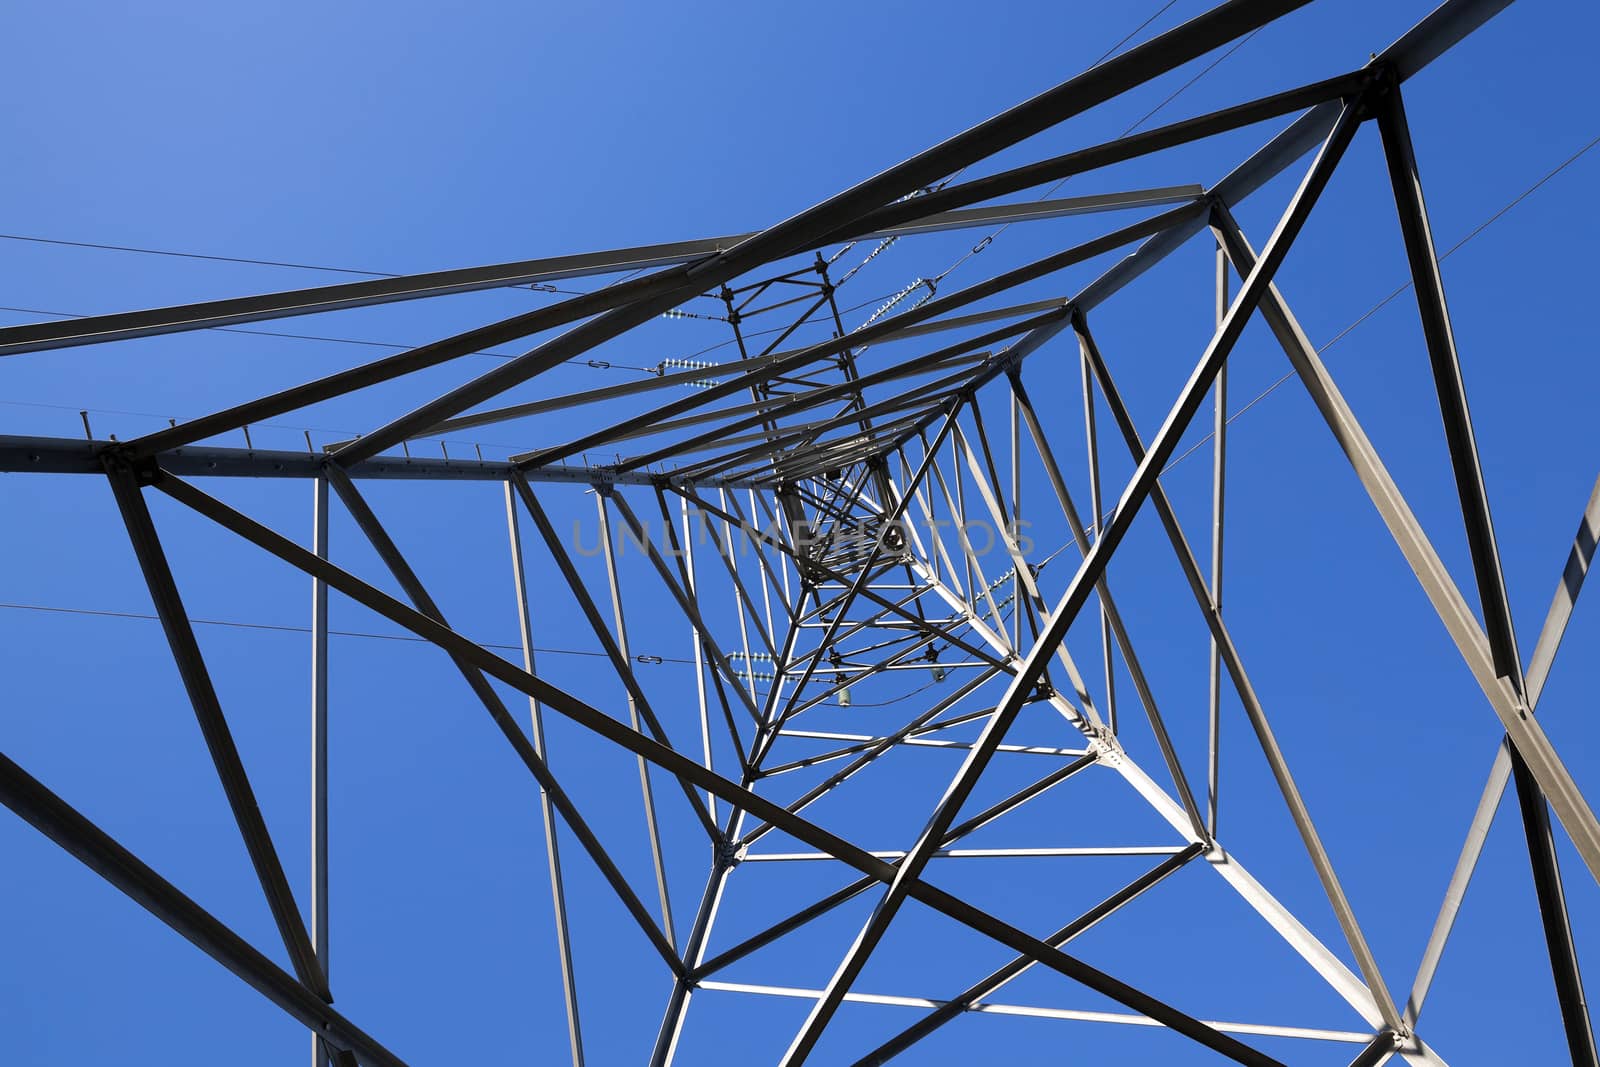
[1,1,1595,1064]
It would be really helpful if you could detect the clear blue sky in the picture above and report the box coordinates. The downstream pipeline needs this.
[0,1,1596,1064]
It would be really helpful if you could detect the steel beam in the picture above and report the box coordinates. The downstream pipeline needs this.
[0,435,760,487]
[104,463,330,1003]
[1208,240,1228,839]
[595,491,681,947]
[1347,1033,1402,1067]
[0,750,407,1067]
[310,474,332,1067]
[1075,330,1117,732]
[1510,750,1598,1066]
[1377,85,1521,682]
[841,71,1369,240]
[504,485,586,1067]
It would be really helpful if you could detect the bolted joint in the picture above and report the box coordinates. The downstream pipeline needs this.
[1348,69,1397,121]
[1203,192,1230,230]
[1067,302,1092,337]
[989,344,1024,376]
[715,837,746,869]
[1362,59,1399,93]
[98,445,161,487]
[1085,726,1125,769]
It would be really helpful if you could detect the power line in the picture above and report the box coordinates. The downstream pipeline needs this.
[0,598,949,709]
[0,284,905,447]
[634,1,1192,365]
[0,600,695,666]
[0,283,903,375]
[0,227,901,374]
[0,230,593,296]
[0,301,655,369]
[931,22,1258,291]
[1091,1,1183,68]
[1159,128,1600,478]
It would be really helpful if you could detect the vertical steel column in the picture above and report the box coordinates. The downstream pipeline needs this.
[595,492,679,948]
[680,496,718,826]
[505,484,586,1067]
[717,490,760,704]
[310,474,331,1067]
[1010,392,1023,651]
[967,400,1043,652]
[746,489,779,649]
[1207,239,1228,839]
[952,431,975,602]
[1079,326,1117,732]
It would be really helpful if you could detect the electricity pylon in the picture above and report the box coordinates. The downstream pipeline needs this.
[0,1,1595,1064]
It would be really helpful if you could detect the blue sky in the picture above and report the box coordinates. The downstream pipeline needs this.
[0,1,1596,1064]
